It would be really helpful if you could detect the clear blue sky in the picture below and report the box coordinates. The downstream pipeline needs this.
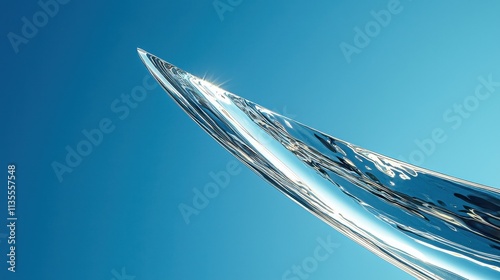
[1,0,500,279]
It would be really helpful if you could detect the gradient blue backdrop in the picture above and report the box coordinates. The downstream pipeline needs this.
[1,0,500,279]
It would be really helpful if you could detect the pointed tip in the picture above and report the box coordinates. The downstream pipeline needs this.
[136,48,168,78]
[137,47,151,64]
[136,48,180,97]
[136,48,175,70]
[137,47,148,56]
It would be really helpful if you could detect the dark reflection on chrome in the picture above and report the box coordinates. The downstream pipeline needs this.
[138,49,500,280]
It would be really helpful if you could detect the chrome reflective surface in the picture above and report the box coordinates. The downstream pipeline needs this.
[138,49,500,279]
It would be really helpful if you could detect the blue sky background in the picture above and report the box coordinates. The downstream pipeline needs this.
[1,0,500,279]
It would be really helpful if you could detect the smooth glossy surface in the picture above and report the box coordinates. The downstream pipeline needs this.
[138,49,500,279]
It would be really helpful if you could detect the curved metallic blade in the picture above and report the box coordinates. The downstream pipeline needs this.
[138,48,500,279]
